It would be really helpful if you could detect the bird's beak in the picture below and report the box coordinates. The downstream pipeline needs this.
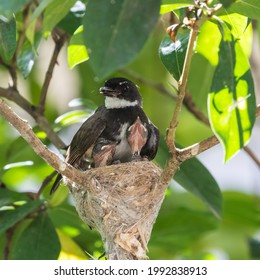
[99,86,121,97]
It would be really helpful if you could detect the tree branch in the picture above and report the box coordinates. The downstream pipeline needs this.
[0,86,65,149]
[37,31,68,114]
[0,99,83,185]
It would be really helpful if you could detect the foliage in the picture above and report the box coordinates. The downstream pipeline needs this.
[0,0,259,260]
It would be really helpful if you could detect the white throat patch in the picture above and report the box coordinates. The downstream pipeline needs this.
[105,97,139,109]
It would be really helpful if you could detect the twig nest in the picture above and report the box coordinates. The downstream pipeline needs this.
[67,161,164,260]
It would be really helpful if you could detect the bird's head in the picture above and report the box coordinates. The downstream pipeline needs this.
[100,77,142,109]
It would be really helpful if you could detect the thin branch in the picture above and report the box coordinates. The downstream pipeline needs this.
[38,31,68,114]
[0,99,82,184]
[0,86,65,149]
[166,26,199,154]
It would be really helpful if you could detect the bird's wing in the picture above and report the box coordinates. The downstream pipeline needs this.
[141,120,160,160]
[67,106,107,165]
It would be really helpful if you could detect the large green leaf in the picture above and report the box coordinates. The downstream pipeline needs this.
[0,0,30,19]
[157,139,222,219]
[225,0,260,20]
[174,158,222,219]
[208,22,256,161]
[83,0,160,79]
[10,213,61,260]
[0,16,16,62]
[0,200,42,234]
[159,33,189,81]
[43,0,77,35]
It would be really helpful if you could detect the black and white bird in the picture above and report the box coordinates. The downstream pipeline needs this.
[50,77,159,194]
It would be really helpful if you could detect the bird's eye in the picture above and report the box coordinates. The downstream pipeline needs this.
[119,82,129,93]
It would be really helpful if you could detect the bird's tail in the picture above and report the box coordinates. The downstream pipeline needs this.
[50,173,62,195]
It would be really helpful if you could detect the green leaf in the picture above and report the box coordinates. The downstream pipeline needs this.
[54,110,90,127]
[175,158,222,219]
[225,0,260,20]
[157,139,222,218]
[0,189,29,208]
[83,0,160,79]
[68,25,89,69]
[43,0,77,36]
[58,1,85,36]
[3,161,34,170]
[25,0,52,44]
[0,16,16,62]
[219,0,237,8]
[159,33,189,81]
[160,0,194,14]
[208,22,256,161]
[0,200,42,234]
[17,33,41,78]
[10,212,61,260]
[0,0,30,19]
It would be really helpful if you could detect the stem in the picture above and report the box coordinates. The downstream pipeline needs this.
[38,32,67,114]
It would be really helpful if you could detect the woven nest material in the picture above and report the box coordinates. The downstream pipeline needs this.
[66,161,164,260]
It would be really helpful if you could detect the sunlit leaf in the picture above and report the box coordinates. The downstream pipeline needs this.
[10,212,61,260]
[43,0,77,36]
[159,33,189,81]
[160,0,193,14]
[3,161,34,170]
[54,110,90,127]
[57,229,86,260]
[0,16,16,62]
[83,0,160,79]
[68,25,88,69]
[0,200,42,234]
[208,22,256,161]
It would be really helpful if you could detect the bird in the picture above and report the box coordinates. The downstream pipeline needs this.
[50,77,159,194]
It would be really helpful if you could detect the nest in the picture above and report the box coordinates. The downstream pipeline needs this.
[66,161,164,260]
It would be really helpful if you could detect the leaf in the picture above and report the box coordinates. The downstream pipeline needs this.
[68,25,89,69]
[159,33,189,81]
[225,0,260,20]
[56,229,87,260]
[249,238,260,259]
[174,158,222,219]
[156,139,222,218]
[43,0,77,36]
[3,161,34,170]
[219,0,237,8]
[160,0,194,14]
[54,110,90,127]
[58,1,85,36]
[0,200,42,234]
[83,0,160,79]
[208,22,256,161]
[0,16,16,62]
[0,189,29,208]
[17,33,41,78]
[10,212,61,260]
[0,0,30,19]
